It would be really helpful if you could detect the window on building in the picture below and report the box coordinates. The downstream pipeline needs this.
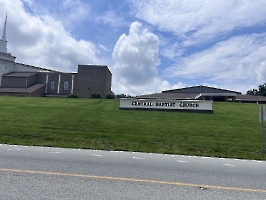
[63,81,68,91]
[50,80,55,90]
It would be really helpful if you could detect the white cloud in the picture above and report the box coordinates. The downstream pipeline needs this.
[94,10,127,27]
[130,0,266,47]
[98,43,110,52]
[113,21,160,85]
[2,0,264,96]
[0,0,104,72]
[113,76,171,96]
[59,0,91,29]
[171,82,186,90]
[21,0,34,7]
[21,0,91,30]
[112,21,172,95]
[165,33,266,93]
[160,42,184,60]
[128,0,266,93]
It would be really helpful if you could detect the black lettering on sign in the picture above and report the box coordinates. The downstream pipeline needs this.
[155,102,176,107]
[132,101,154,106]
[179,103,199,108]
[143,102,153,106]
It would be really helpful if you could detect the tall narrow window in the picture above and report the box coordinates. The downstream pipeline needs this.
[63,81,68,91]
[50,80,55,90]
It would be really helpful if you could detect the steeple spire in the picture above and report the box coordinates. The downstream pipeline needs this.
[1,14,7,40]
[0,14,7,53]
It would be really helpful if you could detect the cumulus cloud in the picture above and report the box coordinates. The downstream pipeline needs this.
[113,21,160,84]
[0,0,103,72]
[112,21,173,95]
[165,33,266,93]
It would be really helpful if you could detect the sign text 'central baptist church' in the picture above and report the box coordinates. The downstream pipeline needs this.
[119,99,213,113]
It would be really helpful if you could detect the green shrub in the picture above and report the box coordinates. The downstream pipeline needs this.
[17,94,26,97]
[105,94,115,99]
[91,93,101,98]
[68,94,77,98]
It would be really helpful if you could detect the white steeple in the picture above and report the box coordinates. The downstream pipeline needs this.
[1,14,7,40]
[0,14,7,53]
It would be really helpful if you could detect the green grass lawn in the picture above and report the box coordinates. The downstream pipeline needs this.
[0,96,264,160]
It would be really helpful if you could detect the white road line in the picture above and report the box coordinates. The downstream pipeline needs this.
[132,157,145,160]
[177,160,188,163]
[7,149,20,151]
[90,154,103,157]
[223,164,236,167]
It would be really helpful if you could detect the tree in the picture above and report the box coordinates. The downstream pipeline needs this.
[246,89,257,95]
[247,83,266,96]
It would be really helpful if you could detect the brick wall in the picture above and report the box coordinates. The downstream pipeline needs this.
[37,72,75,95]
[59,73,75,95]
[105,67,113,97]
[31,85,46,97]
[26,74,37,87]
[1,73,37,88]
[0,65,113,98]
[1,76,27,88]
[36,72,48,84]
[74,65,112,98]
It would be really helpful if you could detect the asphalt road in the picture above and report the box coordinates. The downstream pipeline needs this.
[0,144,265,200]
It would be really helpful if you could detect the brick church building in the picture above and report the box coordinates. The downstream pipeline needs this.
[0,16,114,98]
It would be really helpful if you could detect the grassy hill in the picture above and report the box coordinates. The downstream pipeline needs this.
[0,96,264,160]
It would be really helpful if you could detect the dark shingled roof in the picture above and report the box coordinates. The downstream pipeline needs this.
[162,85,241,94]
[236,94,266,101]
[136,93,199,100]
[15,62,58,72]
[2,72,37,77]
[136,85,266,103]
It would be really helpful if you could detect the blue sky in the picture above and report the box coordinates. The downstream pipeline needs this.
[1,0,266,95]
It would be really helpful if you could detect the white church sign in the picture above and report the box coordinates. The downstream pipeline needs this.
[119,99,213,113]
